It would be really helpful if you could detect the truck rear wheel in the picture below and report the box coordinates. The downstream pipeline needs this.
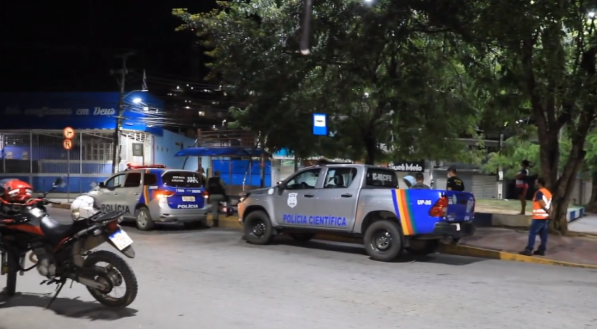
[406,239,440,256]
[243,210,273,245]
[363,220,403,262]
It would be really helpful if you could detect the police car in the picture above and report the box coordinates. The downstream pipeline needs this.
[237,164,476,262]
[87,163,210,231]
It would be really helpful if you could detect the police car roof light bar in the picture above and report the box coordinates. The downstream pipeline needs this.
[126,163,167,169]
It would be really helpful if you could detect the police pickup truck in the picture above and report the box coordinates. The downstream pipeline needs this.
[237,164,475,262]
[86,164,210,231]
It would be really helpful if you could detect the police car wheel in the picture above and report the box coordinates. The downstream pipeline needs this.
[363,220,403,262]
[136,207,155,231]
[405,239,440,256]
[243,210,273,245]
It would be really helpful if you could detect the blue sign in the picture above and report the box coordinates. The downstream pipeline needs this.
[282,213,347,227]
[0,92,164,135]
[312,113,328,136]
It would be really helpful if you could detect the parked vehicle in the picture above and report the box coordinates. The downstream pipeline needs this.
[238,164,476,262]
[0,178,137,308]
[87,163,211,231]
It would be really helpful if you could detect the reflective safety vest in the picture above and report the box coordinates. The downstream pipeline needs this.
[532,188,552,220]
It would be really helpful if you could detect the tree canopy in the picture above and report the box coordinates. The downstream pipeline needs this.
[174,0,597,233]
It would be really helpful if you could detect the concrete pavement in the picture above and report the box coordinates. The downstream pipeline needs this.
[1,208,596,329]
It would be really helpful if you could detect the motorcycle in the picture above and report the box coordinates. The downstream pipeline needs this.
[0,178,137,308]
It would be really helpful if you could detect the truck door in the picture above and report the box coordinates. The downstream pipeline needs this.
[274,168,322,227]
[316,166,359,231]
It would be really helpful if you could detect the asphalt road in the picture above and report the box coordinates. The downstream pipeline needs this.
[1,208,596,329]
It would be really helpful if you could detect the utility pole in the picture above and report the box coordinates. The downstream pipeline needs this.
[110,51,135,173]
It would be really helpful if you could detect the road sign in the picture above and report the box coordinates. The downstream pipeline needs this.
[312,113,328,136]
[63,127,75,139]
[63,139,73,150]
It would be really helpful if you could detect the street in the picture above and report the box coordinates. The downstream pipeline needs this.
[1,209,596,329]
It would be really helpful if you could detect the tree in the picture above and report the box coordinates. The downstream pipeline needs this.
[458,0,597,234]
[174,0,483,165]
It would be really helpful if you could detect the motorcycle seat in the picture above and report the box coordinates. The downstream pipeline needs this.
[40,216,74,244]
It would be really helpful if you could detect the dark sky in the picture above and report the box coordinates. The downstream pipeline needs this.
[0,1,216,92]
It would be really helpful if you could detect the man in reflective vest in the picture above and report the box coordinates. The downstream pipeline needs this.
[520,177,552,256]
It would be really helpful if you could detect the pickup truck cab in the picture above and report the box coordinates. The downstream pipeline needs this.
[237,164,475,262]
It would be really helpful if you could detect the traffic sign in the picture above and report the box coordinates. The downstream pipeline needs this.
[63,127,75,139]
[63,139,73,150]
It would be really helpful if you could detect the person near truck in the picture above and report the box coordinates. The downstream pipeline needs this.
[410,173,430,189]
[520,177,552,256]
[196,167,207,187]
[446,167,464,191]
[207,170,227,227]
[516,160,530,215]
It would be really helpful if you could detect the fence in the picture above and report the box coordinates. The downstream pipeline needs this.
[0,130,116,192]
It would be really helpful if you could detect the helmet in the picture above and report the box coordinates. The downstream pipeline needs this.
[0,179,33,203]
[70,195,99,221]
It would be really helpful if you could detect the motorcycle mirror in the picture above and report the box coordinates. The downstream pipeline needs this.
[53,177,65,188]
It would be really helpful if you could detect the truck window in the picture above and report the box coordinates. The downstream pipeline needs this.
[365,168,398,188]
[286,168,320,189]
[324,167,357,188]
[162,171,202,188]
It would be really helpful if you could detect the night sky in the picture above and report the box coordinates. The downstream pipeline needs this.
[0,1,216,92]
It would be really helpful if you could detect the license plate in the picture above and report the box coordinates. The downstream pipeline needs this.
[182,196,195,202]
[109,229,133,251]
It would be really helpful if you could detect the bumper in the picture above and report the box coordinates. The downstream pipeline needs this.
[156,206,211,223]
[431,222,475,238]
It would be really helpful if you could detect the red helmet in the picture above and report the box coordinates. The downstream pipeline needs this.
[0,179,33,203]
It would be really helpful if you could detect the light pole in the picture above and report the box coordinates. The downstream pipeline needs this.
[111,90,147,173]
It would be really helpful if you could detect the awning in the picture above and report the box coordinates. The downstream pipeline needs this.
[174,147,269,157]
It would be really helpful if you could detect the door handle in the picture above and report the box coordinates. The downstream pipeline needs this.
[304,194,315,198]
[341,193,352,198]
[134,193,139,195]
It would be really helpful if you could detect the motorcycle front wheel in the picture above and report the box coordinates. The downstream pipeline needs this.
[83,250,138,308]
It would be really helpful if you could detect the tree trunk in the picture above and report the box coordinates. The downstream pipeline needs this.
[362,128,377,165]
[589,171,597,205]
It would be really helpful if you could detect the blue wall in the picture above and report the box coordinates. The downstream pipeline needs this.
[212,159,271,187]
[154,129,198,169]
[0,92,164,134]
[0,175,109,193]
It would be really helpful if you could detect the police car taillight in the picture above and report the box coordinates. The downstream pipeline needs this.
[155,189,175,199]
[429,196,449,217]
[202,191,209,199]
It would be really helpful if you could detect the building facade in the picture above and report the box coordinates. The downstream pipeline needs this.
[0,92,196,193]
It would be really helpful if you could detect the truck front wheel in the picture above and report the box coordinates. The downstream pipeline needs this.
[243,210,274,245]
[406,239,440,256]
[363,220,403,262]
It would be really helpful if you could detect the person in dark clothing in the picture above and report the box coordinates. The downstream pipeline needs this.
[206,170,227,227]
[446,167,465,191]
[196,167,207,187]
[410,173,430,189]
[515,160,530,215]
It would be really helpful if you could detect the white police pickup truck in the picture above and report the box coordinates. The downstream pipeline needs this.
[237,164,475,262]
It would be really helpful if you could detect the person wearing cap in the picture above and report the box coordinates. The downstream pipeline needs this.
[446,167,464,191]
[516,160,531,215]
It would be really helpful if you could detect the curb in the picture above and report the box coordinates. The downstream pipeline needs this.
[211,216,597,269]
[437,243,597,269]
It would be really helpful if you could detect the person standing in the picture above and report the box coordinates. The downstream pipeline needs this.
[515,160,530,215]
[196,167,207,187]
[446,167,465,191]
[411,173,430,189]
[206,170,227,227]
[520,177,552,256]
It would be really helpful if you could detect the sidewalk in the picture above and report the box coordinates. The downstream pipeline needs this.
[460,227,597,266]
[569,213,597,234]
